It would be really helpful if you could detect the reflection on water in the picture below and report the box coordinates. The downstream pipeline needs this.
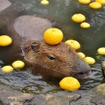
[0,0,105,93]
[0,64,60,94]
[0,60,104,94]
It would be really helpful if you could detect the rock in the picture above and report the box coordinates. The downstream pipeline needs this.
[8,93,34,102]
[101,61,105,77]
[0,84,81,105]
[0,84,34,105]
[10,102,23,105]
[70,83,105,105]
[1,83,105,105]
[96,84,105,95]
[31,92,81,105]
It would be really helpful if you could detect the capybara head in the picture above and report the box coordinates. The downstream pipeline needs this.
[21,40,91,79]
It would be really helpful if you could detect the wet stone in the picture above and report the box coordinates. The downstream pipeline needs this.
[10,102,23,105]
[1,83,105,105]
[0,84,81,105]
[0,85,34,105]
[70,83,105,105]
[8,93,34,102]
[31,93,81,105]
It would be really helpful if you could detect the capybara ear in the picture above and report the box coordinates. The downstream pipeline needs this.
[21,39,40,53]
[31,41,40,53]
[21,40,32,54]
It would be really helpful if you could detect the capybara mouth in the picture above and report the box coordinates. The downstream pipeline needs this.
[75,71,91,79]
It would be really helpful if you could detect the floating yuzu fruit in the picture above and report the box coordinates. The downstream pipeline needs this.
[77,52,86,59]
[65,39,81,50]
[80,22,91,28]
[40,0,49,5]
[78,0,91,4]
[1,65,14,73]
[44,28,63,45]
[96,0,105,5]
[0,35,12,46]
[84,57,96,64]
[71,13,86,23]
[12,60,25,69]
[59,77,81,91]
[89,2,102,9]
[97,47,105,55]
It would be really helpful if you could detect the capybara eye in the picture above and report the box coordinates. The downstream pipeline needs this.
[47,55,56,60]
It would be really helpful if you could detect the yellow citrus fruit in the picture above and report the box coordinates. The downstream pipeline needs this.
[78,0,91,4]
[59,77,81,91]
[71,13,86,23]
[40,0,49,5]
[89,2,102,9]
[80,22,91,28]
[77,52,86,59]
[12,60,25,69]
[65,39,81,50]
[1,65,14,73]
[0,35,12,46]
[96,0,105,5]
[84,57,96,64]
[44,28,63,45]
[97,47,105,55]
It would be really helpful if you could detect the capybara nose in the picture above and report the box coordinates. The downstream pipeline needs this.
[74,60,91,79]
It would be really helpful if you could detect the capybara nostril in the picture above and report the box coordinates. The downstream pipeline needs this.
[73,59,91,79]
[75,70,91,79]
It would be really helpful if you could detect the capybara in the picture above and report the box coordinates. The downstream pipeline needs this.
[0,15,91,79]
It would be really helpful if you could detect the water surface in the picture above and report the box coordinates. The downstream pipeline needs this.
[0,0,105,94]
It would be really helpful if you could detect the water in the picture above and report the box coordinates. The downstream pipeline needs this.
[0,0,105,94]
[8,0,105,56]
